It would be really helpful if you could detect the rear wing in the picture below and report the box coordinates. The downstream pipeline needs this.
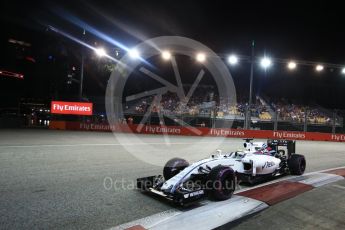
[267,139,296,155]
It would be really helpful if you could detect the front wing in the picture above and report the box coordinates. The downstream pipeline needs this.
[137,175,205,205]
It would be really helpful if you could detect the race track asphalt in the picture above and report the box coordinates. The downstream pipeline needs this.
[0,129,345,229]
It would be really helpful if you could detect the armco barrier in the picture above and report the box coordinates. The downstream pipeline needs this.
[49,121,345,142]
[48,120,66,130]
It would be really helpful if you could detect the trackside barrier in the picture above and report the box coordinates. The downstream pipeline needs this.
[49,121,345,142]
[48,120,66,130]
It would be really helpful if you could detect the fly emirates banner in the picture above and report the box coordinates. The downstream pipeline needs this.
[51,101,93,115]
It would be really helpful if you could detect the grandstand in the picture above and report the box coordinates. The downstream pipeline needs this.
[122,88,343,133]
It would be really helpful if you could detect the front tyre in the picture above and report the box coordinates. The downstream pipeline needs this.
[206,165,235,201]
[288,154,306,175]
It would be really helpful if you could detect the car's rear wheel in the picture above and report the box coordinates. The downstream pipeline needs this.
[163,158,189,180]
[206,165,235,201]
[288,154,306,175]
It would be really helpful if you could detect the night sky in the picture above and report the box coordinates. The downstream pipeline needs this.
[1,0,345,109]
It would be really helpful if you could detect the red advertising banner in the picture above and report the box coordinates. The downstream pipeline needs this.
[49,121,345,143]
[51,101,93,115]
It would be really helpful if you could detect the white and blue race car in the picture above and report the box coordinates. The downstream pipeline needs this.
[137,139,306,205]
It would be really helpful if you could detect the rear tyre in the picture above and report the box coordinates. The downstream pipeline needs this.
[288,154,306,175]
[206,165,235,201]
[163,158,189,180]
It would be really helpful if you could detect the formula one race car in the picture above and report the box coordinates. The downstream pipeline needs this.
[137,139,306,205]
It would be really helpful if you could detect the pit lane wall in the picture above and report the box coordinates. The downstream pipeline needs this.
[49,121,345,142]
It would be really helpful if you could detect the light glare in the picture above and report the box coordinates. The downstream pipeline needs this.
[260,57,272,68]
[162,50,171,60]
[287,61,297,70]
[129,49,140,59]
[196,53,206,62]
[228,55,238,65]
[95,47,106,57]
[316,65,324,72]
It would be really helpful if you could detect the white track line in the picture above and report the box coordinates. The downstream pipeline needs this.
[289,172,344,187]
[306,165,345,174]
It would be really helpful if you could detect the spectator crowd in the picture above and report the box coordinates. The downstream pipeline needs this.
[126,90,335,125]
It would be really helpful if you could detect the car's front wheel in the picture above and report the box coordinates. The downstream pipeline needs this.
[206,165,235,201]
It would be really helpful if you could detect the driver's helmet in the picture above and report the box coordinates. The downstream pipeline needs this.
[260,143,273,153]
[261,143,268,150]
[259,143,276,156]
